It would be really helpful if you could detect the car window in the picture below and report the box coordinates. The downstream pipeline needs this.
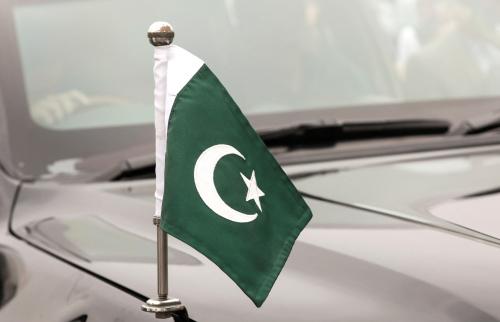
[12,0,500,131]
[12,0,391,130]
[5,0,500,179]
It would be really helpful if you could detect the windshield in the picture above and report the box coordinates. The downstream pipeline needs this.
[3,0,500,177]
[12,0,500,128]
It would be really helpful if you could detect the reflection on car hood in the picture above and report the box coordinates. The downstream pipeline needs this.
[295,151,500,244]
[11,149,500,321]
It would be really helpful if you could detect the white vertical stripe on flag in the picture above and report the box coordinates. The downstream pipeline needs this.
[154,45,204,217]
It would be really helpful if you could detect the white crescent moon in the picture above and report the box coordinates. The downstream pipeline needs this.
[194,144,258,223]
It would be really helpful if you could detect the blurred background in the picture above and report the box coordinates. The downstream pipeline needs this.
[10,0,500,129]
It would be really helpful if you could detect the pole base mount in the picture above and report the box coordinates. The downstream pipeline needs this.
[141,298,185,319]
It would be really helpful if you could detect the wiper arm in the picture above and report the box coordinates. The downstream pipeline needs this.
[111,155,156,181]
[451,110,500,135]
[87,153,155,182]
[261,119,450,149]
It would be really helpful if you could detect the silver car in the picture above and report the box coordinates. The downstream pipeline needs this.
[2,0,500,321]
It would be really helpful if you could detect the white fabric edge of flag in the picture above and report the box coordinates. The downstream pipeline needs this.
[154,45,204,217]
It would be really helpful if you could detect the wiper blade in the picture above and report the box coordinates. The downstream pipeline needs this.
[86,154,155,182]
[451,109,500,135]
[261,119,450,149]
[110,154,155,181]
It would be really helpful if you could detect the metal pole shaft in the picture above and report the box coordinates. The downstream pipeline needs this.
[156,218,168,300]
[142,22,184,318]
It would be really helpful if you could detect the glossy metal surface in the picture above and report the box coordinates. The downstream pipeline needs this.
[156,220,168,300]
[142,298,184,319]
[148,22,174,47]
[141,222,184,319]
[5,147,500,321]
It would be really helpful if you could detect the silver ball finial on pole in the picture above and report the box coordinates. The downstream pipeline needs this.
[142,21,185,319]
[148,21,175,46]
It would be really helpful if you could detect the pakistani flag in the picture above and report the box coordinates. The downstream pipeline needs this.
[153,45,312,307]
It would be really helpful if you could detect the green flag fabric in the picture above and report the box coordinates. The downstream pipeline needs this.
[156,45,312,307]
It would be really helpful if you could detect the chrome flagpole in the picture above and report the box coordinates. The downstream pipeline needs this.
[141,21,185,319]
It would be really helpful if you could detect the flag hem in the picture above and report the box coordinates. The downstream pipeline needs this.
[252,207,312,306]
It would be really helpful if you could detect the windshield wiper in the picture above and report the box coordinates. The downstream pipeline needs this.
[84,153,156,182]
[261,119,450,149]
[451,110,500,135]
[96,119,449,181]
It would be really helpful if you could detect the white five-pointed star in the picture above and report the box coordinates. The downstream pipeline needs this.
[240,170,265,212]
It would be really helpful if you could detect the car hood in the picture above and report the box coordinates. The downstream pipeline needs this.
[11,148,500,321]
[294,150,500,243]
